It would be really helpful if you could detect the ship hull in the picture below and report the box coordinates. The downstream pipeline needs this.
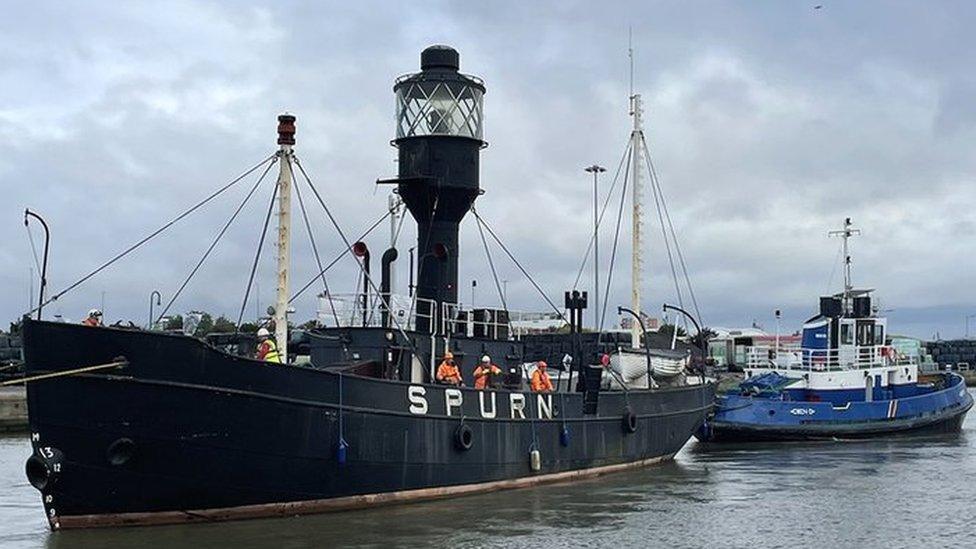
[22,320,714,529]
[696,374,971,443]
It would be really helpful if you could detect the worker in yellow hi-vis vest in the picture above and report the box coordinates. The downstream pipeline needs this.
[256,328,282,364]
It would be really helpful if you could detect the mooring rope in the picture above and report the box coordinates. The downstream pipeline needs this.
[1,358,128,386]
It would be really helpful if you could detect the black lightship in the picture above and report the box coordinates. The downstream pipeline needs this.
[21,45,714,529]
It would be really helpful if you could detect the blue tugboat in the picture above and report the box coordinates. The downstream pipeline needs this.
[698,219,972,442]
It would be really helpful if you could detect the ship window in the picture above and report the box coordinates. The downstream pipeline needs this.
[856,323,872,346]
[841,323,853,345]
[874,325,885,345]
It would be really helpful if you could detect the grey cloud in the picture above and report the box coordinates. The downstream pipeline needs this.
[2,1,974,339]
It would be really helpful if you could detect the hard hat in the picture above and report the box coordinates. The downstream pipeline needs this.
[88,309,102,317]
[444,351,454,359]
[481,355,490,363]
[257,328,270,338]
[538,360,547,369]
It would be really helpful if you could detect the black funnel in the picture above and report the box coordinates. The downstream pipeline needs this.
[393,46,486,333]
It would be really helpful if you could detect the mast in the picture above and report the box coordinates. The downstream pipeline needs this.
[275,114,296,362]
[829,217,860,311]
[628,33,644,349]
[629,96,645,349]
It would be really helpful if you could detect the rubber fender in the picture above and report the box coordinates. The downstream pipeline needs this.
[455,423,474,451]
[622,408,638,434]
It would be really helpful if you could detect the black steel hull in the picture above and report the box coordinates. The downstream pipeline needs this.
[22,320,714,529]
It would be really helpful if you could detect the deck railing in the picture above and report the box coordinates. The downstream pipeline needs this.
[746,345,916,372]
[317,292,520,340]
[316,293,437,334]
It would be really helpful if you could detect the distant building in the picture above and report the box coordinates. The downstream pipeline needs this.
[709,327,801,370]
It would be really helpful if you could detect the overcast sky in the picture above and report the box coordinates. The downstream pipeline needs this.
[3,1,974,339]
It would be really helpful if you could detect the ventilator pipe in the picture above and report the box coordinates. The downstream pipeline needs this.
[353,242,370,327]
[380,247,399,327]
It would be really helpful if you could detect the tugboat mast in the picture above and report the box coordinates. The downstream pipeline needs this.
[275,114,296,362]
[829,217,861,310]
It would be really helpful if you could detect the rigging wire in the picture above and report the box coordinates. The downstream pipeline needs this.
[157,158,277,322]
[237,164,284,328]
[643,142,686,320]
[25,224,43,275]
[825,239,844,294]
[572,138,633,290]
[599,145,633,332]
[26,153,276,317]
[470,209,567,324]
[292,155,422,359]
[288,210,392,304]
[643,139,703,326]
[293,165,340,327]
[472,206,512,332]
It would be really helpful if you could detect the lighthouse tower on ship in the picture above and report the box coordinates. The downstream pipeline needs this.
[393,45,486,332]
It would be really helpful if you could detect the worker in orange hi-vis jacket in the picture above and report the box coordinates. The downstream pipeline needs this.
[530,361,554,393]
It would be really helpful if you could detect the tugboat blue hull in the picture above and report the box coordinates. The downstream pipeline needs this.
[697,374,971,443]
[21,320,714,529]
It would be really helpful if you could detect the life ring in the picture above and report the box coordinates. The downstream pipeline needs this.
[454,423,474,451]
[622,408,638,434]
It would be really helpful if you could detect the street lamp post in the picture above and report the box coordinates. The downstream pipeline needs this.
[585,164,606,329]
[24,209,51,321]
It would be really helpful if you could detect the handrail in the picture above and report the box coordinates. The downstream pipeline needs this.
[745,344,917,372]
[316,293,522,341]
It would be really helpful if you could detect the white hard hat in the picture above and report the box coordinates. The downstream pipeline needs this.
[481,355,490,363]
[257,328,270,338]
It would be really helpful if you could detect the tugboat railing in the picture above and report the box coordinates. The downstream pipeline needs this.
[745,345,916,372]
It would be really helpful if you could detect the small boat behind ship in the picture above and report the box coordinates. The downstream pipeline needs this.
[697,219,972,442]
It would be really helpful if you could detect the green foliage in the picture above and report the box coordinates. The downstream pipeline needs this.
[188,312,211,337]
[689,327,717,351]
[298,319,319,330]
[659,323,688,339]
[238,322,259,334]
[212,315,237,333]
[164,315,183,331]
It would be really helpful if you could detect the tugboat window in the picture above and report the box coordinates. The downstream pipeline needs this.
[874,325,885,345]
[841,323,853,345]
